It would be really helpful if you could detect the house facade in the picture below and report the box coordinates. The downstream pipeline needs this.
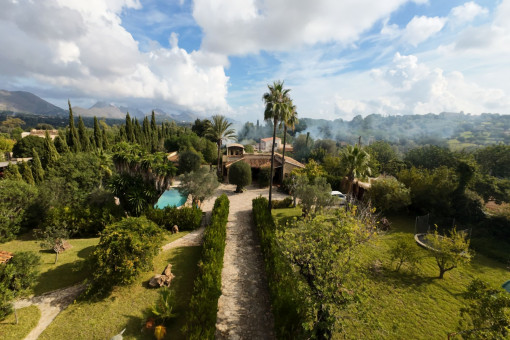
[258,137,281,152]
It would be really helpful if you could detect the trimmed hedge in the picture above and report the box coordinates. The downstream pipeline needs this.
[146,206,203,231]
[252,197,315,339]
[183,194,229,339]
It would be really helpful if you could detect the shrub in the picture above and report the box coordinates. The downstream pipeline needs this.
[252,197,315,339]
[367,177,411,213]
[389,237,421,272]
[229,161,252,192]
[0,180,38,242]
[258,167,272,187]
[271,197,293,209]
[183,194,229,339]
[0,251,41,320]
[178,150,202,174]
[87,217,163,296]
[146,206,202,231]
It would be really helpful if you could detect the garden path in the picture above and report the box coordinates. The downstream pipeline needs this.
[13,191,221,340]
[215,184,287,339]
[14,284,86,340]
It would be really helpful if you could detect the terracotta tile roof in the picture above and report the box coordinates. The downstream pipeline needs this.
[260,137,281,142]
[0,251,13,264]
[225,153,303,169]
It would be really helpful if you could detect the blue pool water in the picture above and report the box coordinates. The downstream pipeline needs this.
[154,189,187,209]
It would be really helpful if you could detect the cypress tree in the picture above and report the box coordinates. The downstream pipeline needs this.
[44,130,60,167]
[78,116,90,151]
[31,148,44,183]
[5,162,23,181]
[125,113,135,143]
[134,118,143,145]
[67,100,81,152]
[151,110,157,133]
[93,116,102,150]
[143,116,151,140]
[102,128,109,150]
[54,134,69,154]
[20,161,35,185]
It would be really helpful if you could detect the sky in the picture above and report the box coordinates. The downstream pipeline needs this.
[1,0,509,121]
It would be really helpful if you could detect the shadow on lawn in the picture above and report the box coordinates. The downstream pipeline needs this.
[33,260,87,295]
[368,265,435,290]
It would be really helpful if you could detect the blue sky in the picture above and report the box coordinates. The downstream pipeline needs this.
[1,0,509,121]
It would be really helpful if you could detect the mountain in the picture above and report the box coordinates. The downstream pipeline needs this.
[149,108,197,123]
[72,101,128,119]
[0,90,66,116]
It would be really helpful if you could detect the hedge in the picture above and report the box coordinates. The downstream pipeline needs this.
[146,206,203,231]
[183,194,229,339]
[252,197,315,339]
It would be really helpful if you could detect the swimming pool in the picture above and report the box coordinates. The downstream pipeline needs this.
[154,189,187,209]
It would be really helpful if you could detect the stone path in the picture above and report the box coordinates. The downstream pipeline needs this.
[216,184,287,339]
[14,284,86,340]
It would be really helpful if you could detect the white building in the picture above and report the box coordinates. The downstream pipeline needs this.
[258,137,281,152]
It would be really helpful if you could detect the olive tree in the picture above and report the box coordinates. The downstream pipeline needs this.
[178,167,219,206]
[425,227,472,279]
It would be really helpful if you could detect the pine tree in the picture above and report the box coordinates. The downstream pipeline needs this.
[4,162,23,181]
[44,130,60,167]
[19,161,35,185]
[67,100,81,153]
[77,116,90,152]
[31,148,44,183]
[93,116,102,150]
[102,128,109,150]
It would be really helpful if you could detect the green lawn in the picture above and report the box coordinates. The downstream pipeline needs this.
[0,231,189,296]
[0,305,40,340]
[0,236,99,295]
[271,211,509,339]
[39,245,201,340]
[271,207,302,227]
[339,214,509,339]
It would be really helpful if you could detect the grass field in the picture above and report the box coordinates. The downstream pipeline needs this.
[0,231,189,296]
[339,214,509,339]
[271,210,509,339]
[0,235,100,295]
[0,305,40,340]
[39,245,201,340]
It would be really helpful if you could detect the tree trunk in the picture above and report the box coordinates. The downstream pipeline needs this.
[14,307,18,324]
[55,251,59,264]
[268,118,278,212]
[281,125,287,184]
[217,140,222,177]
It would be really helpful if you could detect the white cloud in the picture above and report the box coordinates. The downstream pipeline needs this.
[450,1,488,24]
[402,15,446,46]
[0,0,229,113]
[193,0,414,55]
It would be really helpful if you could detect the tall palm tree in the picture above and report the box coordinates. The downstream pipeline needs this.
[340,144,372,196]
[280,100,298,183]
[263,80,291,210]
[206,115,236,177]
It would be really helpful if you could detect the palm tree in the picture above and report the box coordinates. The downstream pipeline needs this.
[340,144,372,196]
[206,115,236,177]
[280,100,298,183]
[263,80,291,210]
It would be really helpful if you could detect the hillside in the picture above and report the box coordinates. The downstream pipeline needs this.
[0,90,66,116]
